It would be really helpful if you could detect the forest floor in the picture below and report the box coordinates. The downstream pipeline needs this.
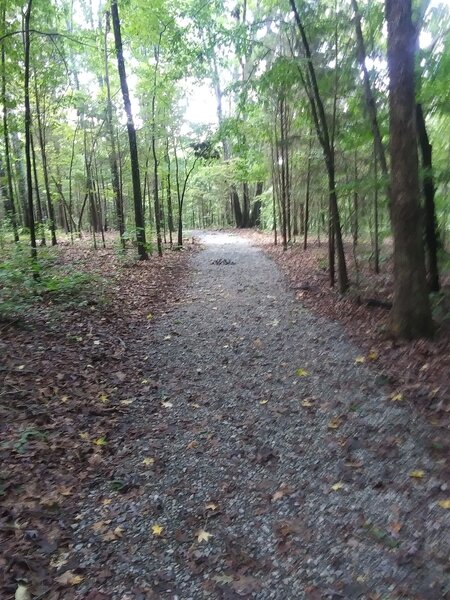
[1,231,449,600]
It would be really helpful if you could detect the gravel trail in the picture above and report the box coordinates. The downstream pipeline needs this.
[73,232,449,600]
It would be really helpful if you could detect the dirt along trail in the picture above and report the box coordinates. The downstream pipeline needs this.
[72,231,449,600]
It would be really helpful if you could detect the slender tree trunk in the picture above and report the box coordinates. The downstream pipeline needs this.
[386,0,433,338]
[111,0,147,259]
[31,132,46,245]
[24,0,37,261]
[416,103,439,292]
[303,140,311,250]
[34,76,57,245]
[165,140,173,246]
[104,10,125,248]
[352,0,389,181]
[373,143,380,274]
[12,131,29,229]
[290,0,348,292]
[1,28,19,241]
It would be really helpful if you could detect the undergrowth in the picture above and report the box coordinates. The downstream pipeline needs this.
[0,243,104,320]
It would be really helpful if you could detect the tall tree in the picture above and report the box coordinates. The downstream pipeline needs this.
[111,0,148,260]
[386,0,433,338]
[24,0,37,262]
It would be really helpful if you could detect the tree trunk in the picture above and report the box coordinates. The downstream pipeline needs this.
[111,0,148,259]
[352,0,389,180]
[34,75,57,245]
[416,103,439,292]
[24,0,37,261]
[386,0,433,339]
[290,0,349,292]
[104,10,124,248]
[12,131,29,230]
[1,26,19,241]
[30,132,46,245]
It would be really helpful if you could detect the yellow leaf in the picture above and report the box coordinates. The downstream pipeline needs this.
[102,498,112,505]
[55,571,84,586]
[205,502,218,511]
[327,416,342,430]
[147,313,153,320]
[60,395,69,403]
[99,393,109,403]
[93,437,107,446]
[120,399,134,406]
[390,392,403,402]
[79,432,89,440]
[409,470,425,479]
[143,457,155,466]
[196,529,213,543]
[152,524,163,536]
[296,368,309,377]
[331,482,345,491]
[354,356,365,364]
[190,403,200,408]
[301,399,314,407]
[259,399,269,405]
[368,350,378,361]
[437,498,450,509]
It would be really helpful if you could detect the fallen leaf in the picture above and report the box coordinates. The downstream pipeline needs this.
[205,502,218,511]
[409,470,425,479]
[120,399,134,405]
[196,529,213,543]
[301,398,314,407]
[98,393,109,403]
[79,432,89,440]
[55,571,84,586]
[102,526,124,541]
[327,416,342,430]
[259,399,269,405]
[296,368,309,377]
[212,574,234,584]
[390,392,403,402]
[161,401,173,408]
[143,457,155,466]
[164,335,172,340]
[93,437,107,446]
[147,313,153,320]
[186,440,198,449]
[152,524,163,536]
[354,356,365,364]
[331,482,345,491]
[15,584,31,600]
[437,498,450,509]
[368,350,378,361]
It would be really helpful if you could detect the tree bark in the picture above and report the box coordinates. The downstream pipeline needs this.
[386,0,433,339]
[416,103,440,292]
[111,0,148,259]
[24,0,37,261]
[104,10,124,248]
[1,24,19,241]
[289,0,349,292]
[34,75,57,245]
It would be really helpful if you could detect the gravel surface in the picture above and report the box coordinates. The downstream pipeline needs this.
[71,232,449,600]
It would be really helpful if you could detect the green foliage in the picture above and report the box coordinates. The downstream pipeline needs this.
[0,245,101,320]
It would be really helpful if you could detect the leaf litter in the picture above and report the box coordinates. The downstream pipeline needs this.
[1,231,449,599]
